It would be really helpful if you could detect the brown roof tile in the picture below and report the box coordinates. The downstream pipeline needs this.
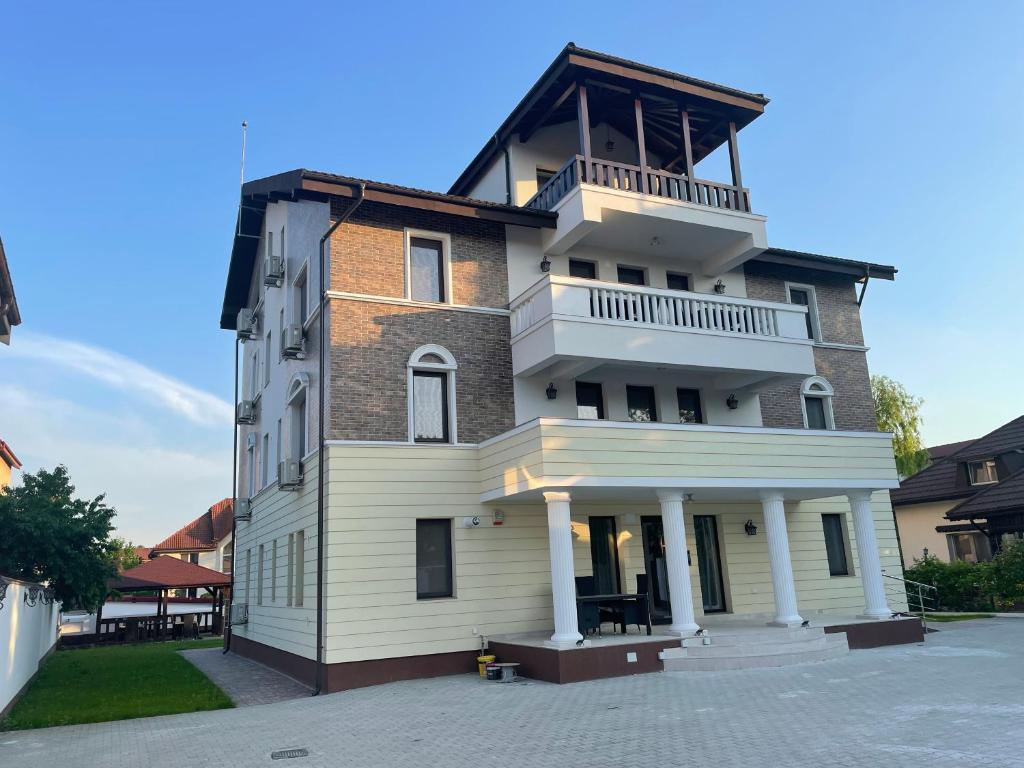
[109,556,231,591]
[151,498,233,553]
[945,467,1024,521]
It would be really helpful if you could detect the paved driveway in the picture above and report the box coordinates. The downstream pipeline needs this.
[3,619,1023,768]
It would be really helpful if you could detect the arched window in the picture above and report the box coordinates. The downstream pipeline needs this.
[286,373,310,460]
[407,345,457,443]
[800,376,835,430]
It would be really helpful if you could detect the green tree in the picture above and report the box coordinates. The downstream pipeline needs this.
[109,537,142,572]
[0,465,118,610]
[871,374,929,478]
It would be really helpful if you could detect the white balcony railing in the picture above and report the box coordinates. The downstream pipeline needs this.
[510,275,809,341]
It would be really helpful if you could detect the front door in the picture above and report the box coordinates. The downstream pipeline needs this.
[588,516,621,594]
[693,515,726,612]
[640,516,672,621]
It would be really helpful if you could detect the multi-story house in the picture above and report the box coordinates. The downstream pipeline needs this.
[148,498,235,574]
[893,415,1024,563]
[220,45,911,691]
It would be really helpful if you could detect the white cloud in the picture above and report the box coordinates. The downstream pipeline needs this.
[8,332,232,427]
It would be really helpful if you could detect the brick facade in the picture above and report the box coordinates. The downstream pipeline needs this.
[329,201,508,308]
[326,201,514,443]
[745,262,878,432]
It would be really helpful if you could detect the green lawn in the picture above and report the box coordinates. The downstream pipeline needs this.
[925,613,995,623]
[1,638,233,731]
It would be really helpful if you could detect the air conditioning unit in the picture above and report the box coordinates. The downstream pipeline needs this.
[264,255,284,286]
[279,460,302,490]
[234,498,251,521]
[229,603,249,626]
[236,308,258,340]
[236,399,258,425]
[281,324,304,358]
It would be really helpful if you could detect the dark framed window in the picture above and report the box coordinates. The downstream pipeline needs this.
[968,459,998,485]
[536,168,556,187]
[788,286,817,340]
[413,370,449,443]
[416,519,453,599]
[822,514,849,576]
[626,385,657,422]
[804,396,828,430]
[677,388,704,424]
[569,259,597,280]
[576,381,605,419]
[617,265,646,285]
[409,237,446,302]
[666,272,691,291]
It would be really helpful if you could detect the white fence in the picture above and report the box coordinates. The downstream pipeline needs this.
[0,576,61,715]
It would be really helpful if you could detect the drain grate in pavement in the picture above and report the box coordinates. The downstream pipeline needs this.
[271,748,310,760]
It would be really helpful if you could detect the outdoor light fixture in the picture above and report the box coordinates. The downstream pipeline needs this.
[605,124,615,153]
[726,394,739,410]
[540,256,551,273]
[744,519,758,536]
[713,279,727,294]
[546,382,558,400]
[649,236,662,247]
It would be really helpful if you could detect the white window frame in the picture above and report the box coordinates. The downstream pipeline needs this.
[785,281,822,342]
[292,261,310,325]
[800,375,835,430]
[263,331,272,387]
[261,432,270,489]
[407,345,458,443]
[404,229,453,305]
[246,433,257,498]
[257,543,264,605]
[286,373,310,461]
[968,459,998,486]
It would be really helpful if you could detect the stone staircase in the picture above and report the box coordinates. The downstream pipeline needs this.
[660,626,849,671]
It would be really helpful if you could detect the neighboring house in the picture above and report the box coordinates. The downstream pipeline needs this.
[0,439,21,488]
[221,44,907,691]
[149,498,234,574]
[0,235,21,345]
[892,415,1024,563]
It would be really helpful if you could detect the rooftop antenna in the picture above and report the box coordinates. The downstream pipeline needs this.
[236,120,256,239]
[240,120,248,189]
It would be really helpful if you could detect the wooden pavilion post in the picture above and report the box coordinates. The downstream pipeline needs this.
[577,82,592,180]
[156,589,165,640]
[727,121,745,211]
[634,94,649,194]
[680,109,697,203]
[93,600,104,643]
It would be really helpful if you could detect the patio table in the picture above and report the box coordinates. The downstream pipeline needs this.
[575,593,651,635]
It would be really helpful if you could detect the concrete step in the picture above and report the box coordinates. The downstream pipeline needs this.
[681,626,826,648]
[681,636,833,658]
[663,636,849,671]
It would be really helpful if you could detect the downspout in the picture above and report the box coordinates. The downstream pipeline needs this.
[313,183,366,695]
[223,336,240,654]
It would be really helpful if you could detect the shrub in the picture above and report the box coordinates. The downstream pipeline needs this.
[904,554,994,612]
[989,539,1024,611]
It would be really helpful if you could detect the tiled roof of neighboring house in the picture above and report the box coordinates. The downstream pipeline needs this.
[151,498,233,554]
[0,439,21,469]
[946,467,1024,521]
[133,546,153,562]
[892,416,1024,506]
[0,236,21,345]
[109,556,231,591]
[928,439,976,461]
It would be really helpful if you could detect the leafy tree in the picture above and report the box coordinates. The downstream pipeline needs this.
[871,374,929,477]
[0,465,118,611]
[109,537,143,572]
[989,539,1024,611]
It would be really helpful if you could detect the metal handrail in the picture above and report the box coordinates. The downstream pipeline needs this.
[882,572,938,634]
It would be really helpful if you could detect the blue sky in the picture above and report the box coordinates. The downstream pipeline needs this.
[1,2,1022,544]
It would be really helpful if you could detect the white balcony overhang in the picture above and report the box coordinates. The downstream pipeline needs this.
[541,183,768,276]
[479,418,900,503]
[510,275,815,387]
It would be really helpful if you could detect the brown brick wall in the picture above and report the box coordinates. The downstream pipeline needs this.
[328,300,514,442]
[329,201,508,308]
[745,262,877,432]
[744,262,865,346]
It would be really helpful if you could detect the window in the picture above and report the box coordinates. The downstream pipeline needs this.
[286,533,294,607]
[264,331,272,386]
[416,519,453,599]
[287,375,309,461]
[275,419,282,480]
[947,532,991,563]
[271,539,278,602]
[257,544,264,605]
[627,385,657,422]
[246,440,256,498]
[244,548,251,602]
[801,376,835,430]
[221,545,233,574]
[666,272,691,292]
[261,433,269,488]
[293,530,305,607]
[569,259,598,280]
[293,264,309,324]
[617,265,646,285]
[677,388,704,424]
[249,348,259,400]
[576,381,605,419]
[822,514,850,576]
[787,283,820,341]
[407,346,457,443]
[536,167,556,187]
[968,459,998,485]
[408,236,446,302]
[278,308,285,361]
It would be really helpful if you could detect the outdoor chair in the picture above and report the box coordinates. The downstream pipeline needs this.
[577,600,602,637]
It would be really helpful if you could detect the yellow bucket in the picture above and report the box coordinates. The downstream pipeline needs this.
[477,654,496,677]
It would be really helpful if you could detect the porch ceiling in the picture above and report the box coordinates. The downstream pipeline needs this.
[485,484,881,506]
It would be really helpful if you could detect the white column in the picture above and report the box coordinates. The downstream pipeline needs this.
[760,491,804,627]
[543,491,582,646]
[848,490,892,619]
[657,490,700,635]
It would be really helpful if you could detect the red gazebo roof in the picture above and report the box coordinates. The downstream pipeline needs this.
[109,556,231,591]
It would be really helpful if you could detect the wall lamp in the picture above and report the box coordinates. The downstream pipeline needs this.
[713,279,727,294]
[540,256,551,273]
[726,394,739,410]
[546,382,558,400]
[744,519,758,536]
